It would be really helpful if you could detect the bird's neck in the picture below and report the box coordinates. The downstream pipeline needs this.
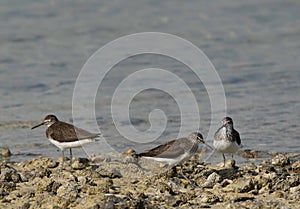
[189,137,198,144]
[224,124,233,137]
[47,121,56,127]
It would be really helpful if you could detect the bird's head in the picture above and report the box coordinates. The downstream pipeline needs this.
[31,114,59,129]
[222,116,233,126]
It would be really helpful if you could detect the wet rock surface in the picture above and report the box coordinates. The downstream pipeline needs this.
[0,147,12,157]
[0,153,299,208]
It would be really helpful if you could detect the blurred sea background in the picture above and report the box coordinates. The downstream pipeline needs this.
[0,0,299,163]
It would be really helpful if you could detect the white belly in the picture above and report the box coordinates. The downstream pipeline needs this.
[48,138,95,151]
[142,152,192,167]
[213,139,239,153]
[214,127,239,153]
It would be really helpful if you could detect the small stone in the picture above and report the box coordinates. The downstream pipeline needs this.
[165,195,178,207]
[290,185,300,193]
[131,179,139,184]
[96,168,122,178]
[36,168,52,178]
[273,191,285,198]
[0,168,21,183]
[47,161,59,168]
[35,178,53,194]
[103,195,123,209]
[19,173,28,182]
[199,191,219,203]
[78,157,90,164]
[20,202,30,209]
[77,176,87,185]
[0,188,9,197]
[289,185,300,201]
[241,149,259,159]
[91,154,111,164]
[87,204,101,209]
[226,178,254,193]
[262,172,277,180]
[18,188,35,199]
[226,159,236,168]
[0,181,16,192]
[288,175,299,187]
[56,182,78,202]
[291,161,300,173]
[122,155,138,164]
[123,149,136,155]
[199,204,211,208]
[259,185,271,194]
[103,199,115,209]
[221,179,233,187]
[0,147,12,157]
[20,171,37,182]
[122,149,138,164]
[72,159,86,170]
[231,195,255,202]
[203,172,221,188]
[271,154,290,166]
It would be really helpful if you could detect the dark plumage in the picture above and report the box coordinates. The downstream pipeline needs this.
[46,120,100,143]
[32,114,100,170]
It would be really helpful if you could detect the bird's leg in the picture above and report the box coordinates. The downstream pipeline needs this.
[69,148,73,170]
[203,148,216,163]
[172,166,177,175]
[60,150,65,171]
[165,166,176,179]
[178,165,196,187]
[222,153,226,167]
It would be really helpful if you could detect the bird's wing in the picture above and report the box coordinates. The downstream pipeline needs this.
[73,126,100,140]
[47,122,100,142]
[138,137,194,159]
[138,139,186,158]
[234,130,241,145]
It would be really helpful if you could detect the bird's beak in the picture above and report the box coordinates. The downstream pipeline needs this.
[203,143,214,150]
[198,139,214,150]
[31,122,45,129]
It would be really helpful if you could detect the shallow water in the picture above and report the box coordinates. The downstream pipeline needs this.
[0,0,299,163]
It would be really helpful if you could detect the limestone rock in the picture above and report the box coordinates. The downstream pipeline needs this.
[96,167,122,178]
[271,154,290,166]
[0,147,12,157]
[0,168,20,183]
[202,172,221,188]
[56,181,78,202]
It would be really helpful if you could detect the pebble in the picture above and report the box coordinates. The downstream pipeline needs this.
[96,167,122,178]
[0,147,12,157]
[56,181,78,202]
[271,154,290,166]
[291,161,300,173]
[0,168,20,183]
[72,159,87,170]
[202,172,221,188]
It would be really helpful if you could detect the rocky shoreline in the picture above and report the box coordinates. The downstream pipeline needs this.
[0,151,299,209]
